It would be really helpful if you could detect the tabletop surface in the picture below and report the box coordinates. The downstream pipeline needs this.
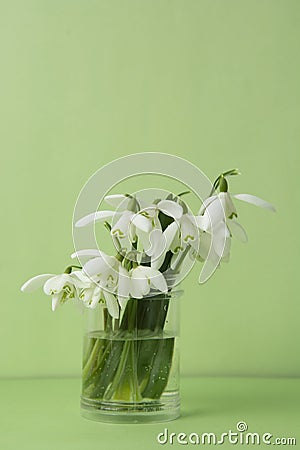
[1,376,299,449]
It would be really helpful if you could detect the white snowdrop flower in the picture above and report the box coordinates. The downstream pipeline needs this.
[195,187,275,261]
[75,195,152,245]
[71,249,121,318]
[21,271,86,312]
[117,265,168,304]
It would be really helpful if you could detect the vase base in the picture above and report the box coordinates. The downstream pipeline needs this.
[80,391,180,423]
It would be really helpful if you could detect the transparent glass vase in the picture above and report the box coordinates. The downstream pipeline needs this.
[80,289,181,423]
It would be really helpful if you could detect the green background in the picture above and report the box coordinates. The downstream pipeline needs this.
[1,0,299,381]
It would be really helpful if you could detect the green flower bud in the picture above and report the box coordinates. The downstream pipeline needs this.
[219,175,228,192]
[127,196,139,212]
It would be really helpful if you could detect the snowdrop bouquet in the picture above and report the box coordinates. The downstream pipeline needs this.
[21,169,274,421]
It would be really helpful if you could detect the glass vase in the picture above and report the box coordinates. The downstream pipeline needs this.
[80,289,181,423]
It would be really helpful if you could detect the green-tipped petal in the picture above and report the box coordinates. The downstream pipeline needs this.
[228,220,248,243]
[89,287,102,309]
[163,221,179,249]
[43,274,71,295]
[131,213,152,233]
[147,229,164,257]
[111,210,133,237]
[103,290,119,319]
[137,266,168,293]
[83,255,117,278]
[130,267,150,298]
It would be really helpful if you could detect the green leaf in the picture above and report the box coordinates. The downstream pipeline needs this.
[140,337,175,399]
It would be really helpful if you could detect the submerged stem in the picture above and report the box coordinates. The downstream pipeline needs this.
[82,293,176,403]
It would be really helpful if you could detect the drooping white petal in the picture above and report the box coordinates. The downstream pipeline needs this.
[147,229,165,257]
[148,228,169,269]
[69,271,91,288]
[43,274,71,295]
[83,255,117,278]
[219,192,237,218]
[21,274,55,293]
[196,197,225,232]
[130,278,149,298]
[149,269,168,293]
[136,198,150,211]
[111,210,133,238]
[199,195,217,215]
[189,235,200,255]
[169,230,183,254]
[131,213,152,233]
[136,229,151,254]
[233,194,275,212]
[104,194,128,209]
[130,268,150,298]
[221,238,231,262]
[151,252,166,270]
[128,221,137,243]
[103,290,119,319]
[211,221,230,257]
[180,214,198,243]
[152,211,163,230]
[80,287,94,304]
[118,235,133,252]
[170,251,181,270]
[194,214,210,232]
[75,211,118,227]
[198,231,212,261]
[89,287,102,309]
[140,205,156,218]
[198,230,222,284]
[118,266,130,308]
[71,249,103,259]
[157,200,183,219]
[51,293,63,312]
[206,198,226,228]
[138,266,168,293]
[163,221,179,250]
[228,220,248,243]
[198,254,220,284]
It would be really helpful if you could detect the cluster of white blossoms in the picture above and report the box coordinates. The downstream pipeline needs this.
[21,172,275,318]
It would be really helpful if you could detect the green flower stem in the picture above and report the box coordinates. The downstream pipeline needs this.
[82,337,95,368]
[116,339,142,402]
[106,295,174,402]
[103,300,143,401]
[104,339,142,402]
[82,294,175,403]
[82,307,116,395]
[64,265,82,274]
[103,307,113,333]
[103,340,131,400]
[140,337,175,399]
[90,340,124,399]
[82,338,104,384]
[136,296,175,398]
